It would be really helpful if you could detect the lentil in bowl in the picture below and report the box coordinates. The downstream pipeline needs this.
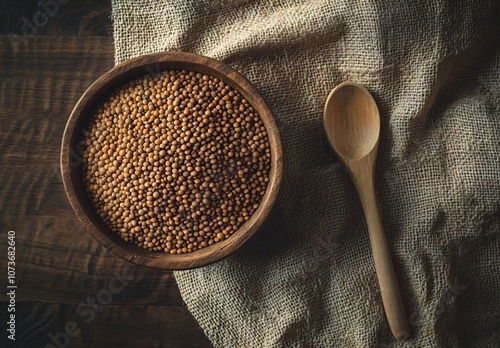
[61,52,282,270]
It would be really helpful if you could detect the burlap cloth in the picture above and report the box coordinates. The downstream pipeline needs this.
[111,1,500,346]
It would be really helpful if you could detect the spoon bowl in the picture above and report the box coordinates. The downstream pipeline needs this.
[324,82,409,341]
[324,83,380,160]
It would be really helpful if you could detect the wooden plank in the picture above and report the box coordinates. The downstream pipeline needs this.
[0,0,113,37]
[0,302,211,347]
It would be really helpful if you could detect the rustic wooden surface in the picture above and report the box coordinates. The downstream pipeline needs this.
[0,1,212,347]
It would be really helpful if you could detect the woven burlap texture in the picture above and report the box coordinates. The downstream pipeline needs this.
[112,1,500,346]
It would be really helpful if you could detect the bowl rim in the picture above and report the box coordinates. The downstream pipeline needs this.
[60,51,282,270]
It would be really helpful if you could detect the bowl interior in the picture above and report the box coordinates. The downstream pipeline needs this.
[61,52,282,270]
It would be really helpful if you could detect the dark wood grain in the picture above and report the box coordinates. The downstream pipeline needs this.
[61,51,283,270]
[1,302,208,348]
[0,1,212,347]
[0,0,113,37]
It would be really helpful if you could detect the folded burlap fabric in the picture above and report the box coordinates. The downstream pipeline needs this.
[112,1,500,346]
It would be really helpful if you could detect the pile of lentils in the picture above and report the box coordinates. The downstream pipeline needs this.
[80,69,271,254]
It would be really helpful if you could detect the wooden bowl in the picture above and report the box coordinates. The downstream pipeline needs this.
[61,52,282,270]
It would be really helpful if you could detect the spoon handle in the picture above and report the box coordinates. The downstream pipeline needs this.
[357,176,409,341]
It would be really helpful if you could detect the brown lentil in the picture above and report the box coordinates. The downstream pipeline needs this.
[80,69,271,253]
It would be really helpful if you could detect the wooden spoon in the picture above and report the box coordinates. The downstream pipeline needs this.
[324,82,409,341]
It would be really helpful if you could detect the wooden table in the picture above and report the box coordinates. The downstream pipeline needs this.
[0,1,212,347]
